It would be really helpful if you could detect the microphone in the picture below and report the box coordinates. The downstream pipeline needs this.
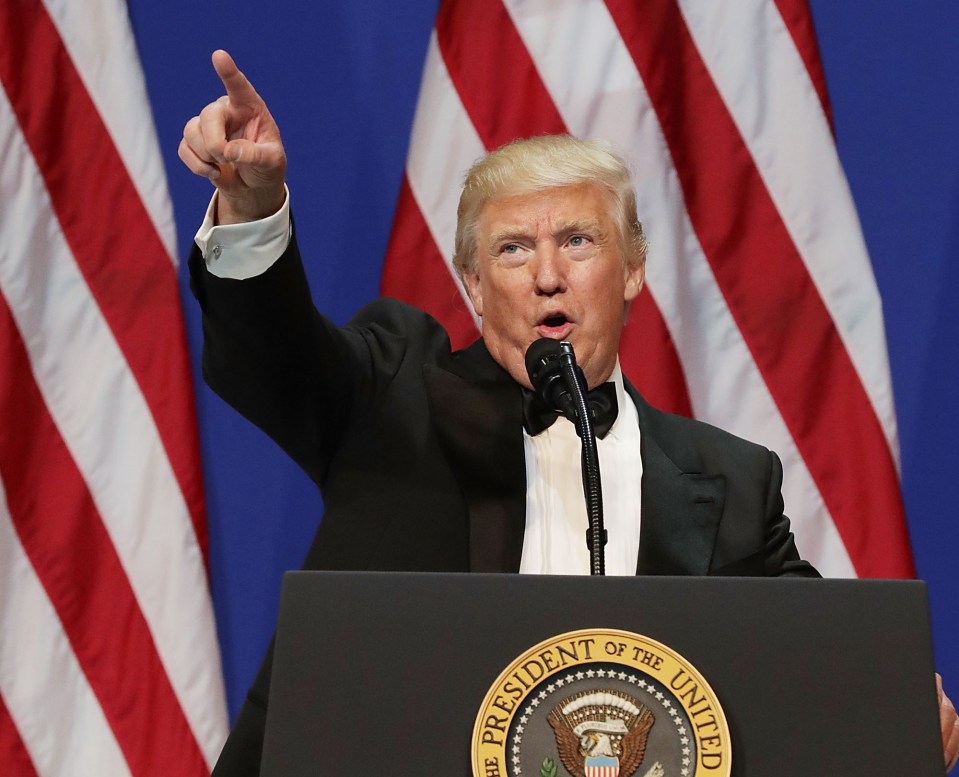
[524,338,607,575]
[524,338,581,423]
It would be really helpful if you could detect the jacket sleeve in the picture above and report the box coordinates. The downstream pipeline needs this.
[189,231,383,485]
[758,450,821,578]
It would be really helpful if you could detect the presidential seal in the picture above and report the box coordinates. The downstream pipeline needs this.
[471,629,730,777]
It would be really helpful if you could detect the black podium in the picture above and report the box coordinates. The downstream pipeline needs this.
[260,572,942,776]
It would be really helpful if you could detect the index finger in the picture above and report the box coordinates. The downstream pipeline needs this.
[211,49,261,107]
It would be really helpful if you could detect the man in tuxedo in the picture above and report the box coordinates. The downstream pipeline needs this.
[179,51,959,774]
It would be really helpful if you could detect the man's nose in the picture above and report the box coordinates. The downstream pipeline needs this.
[532,246,566,295]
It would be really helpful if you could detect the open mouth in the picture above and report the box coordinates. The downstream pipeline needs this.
[542,313,568,328]
[537,312,572,337]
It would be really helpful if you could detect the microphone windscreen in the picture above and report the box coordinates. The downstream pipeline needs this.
[524,338,562,391]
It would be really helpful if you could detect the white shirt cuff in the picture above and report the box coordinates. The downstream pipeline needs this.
[193,186,292,279]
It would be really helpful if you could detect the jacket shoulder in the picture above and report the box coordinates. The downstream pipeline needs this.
[344,297,456,367]
[629,386,772,473]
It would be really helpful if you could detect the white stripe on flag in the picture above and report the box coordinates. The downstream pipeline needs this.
[405,30,485,325]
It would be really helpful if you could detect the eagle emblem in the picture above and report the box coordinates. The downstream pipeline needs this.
[547,689,657,777]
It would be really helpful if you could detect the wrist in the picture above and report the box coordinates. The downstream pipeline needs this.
[215,185,286,225]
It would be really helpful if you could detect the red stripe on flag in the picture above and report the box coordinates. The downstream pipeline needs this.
[435,0,566,145]
[381,177,479,350]
[605,0,913,576]
[0,301,209,775]
[423,0,692,411]
[772,0,835,132]
[621,297,693,417]
[0,0,208,563]
[0,695,40,777]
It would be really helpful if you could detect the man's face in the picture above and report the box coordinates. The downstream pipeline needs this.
[464,183,645,389]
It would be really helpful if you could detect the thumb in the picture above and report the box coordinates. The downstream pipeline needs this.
[222,138,283,168]
[220,137,286,190]
[222,138,253,164]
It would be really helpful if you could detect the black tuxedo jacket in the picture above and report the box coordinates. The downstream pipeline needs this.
[190,237,817,776]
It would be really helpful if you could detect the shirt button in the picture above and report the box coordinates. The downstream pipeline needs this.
[211,244,223,260]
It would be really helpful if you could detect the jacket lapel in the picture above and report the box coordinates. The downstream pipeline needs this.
[628,384,726,575]
[424,340,527,572]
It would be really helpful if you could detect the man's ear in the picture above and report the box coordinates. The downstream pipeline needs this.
[624,259,645,303]
[464,271,484,317]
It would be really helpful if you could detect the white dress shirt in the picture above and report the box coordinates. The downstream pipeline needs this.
[520,364,642,576]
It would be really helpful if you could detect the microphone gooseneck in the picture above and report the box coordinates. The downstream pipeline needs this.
[524,338,607,575]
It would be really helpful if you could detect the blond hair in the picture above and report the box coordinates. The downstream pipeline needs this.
[451,135,648,281]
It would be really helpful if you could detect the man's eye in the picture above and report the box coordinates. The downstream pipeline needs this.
[502,244,520,254]
[568,235,589,247]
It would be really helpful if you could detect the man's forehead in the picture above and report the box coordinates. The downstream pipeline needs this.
[479,183,611,229]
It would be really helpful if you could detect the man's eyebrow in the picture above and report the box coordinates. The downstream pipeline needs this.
[554,218,607,238]
[486,226,534,245]
[558,218,603,232]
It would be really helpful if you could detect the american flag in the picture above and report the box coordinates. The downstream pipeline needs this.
[0,0,227,775]
[383,0,913,579]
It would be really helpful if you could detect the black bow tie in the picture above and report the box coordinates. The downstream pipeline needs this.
[522,382,619,439]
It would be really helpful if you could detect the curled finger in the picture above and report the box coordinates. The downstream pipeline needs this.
[197,98,231,163]
[178,137,220,181]
[181,116,218,164]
